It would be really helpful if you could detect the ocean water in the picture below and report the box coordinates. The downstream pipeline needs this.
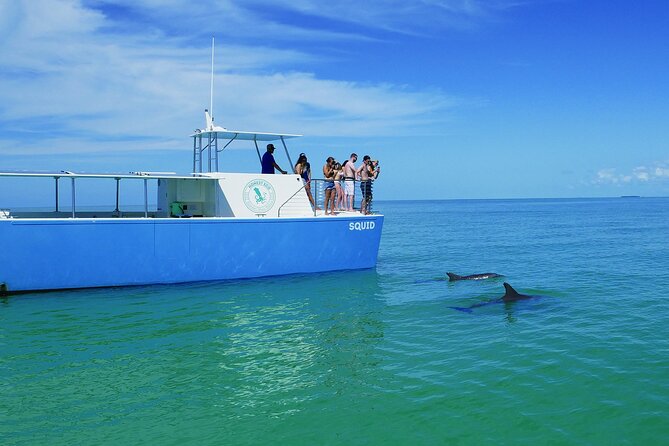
[2,198,669,445]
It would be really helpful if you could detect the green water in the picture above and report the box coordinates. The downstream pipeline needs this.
[2,199,669,444]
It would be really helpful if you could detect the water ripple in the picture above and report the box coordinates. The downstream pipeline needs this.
[2,199,669,444]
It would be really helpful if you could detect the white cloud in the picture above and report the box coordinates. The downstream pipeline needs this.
[0,0,469,155]
[243,0,499,34]
[633,167,650,181]
[595,168,619,184]
[84,0,513,38]
[655,166,669,177]
[594,162,669,185]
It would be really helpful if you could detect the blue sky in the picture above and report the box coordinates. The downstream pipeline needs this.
[1,0,668,201]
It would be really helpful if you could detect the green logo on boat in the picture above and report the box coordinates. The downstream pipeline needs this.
[243,179,276,213]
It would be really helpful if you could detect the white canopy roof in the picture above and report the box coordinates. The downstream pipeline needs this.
[191,129,301,141]
[0,171,209,180]
[191,111,301,141]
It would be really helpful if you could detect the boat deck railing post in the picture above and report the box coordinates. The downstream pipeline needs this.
[71,177,76,218]
[143,178,148,218]
[54,176,59,212]
[114,178,121,214]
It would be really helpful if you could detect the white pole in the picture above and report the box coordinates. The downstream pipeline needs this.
[144,179,148,218]
[71,177,76,218]
[210,36,215,121]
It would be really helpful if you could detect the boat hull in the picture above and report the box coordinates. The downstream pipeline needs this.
[0,215,383,293]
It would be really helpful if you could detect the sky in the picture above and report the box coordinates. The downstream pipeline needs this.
[0,0,668,202]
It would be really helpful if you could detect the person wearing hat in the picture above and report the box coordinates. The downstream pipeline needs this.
[261,143,287,174]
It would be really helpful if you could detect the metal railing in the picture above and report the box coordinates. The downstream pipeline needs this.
[277,181,316,217]
[0,172,161,219]
[277,178,377,217]
[309,178,376,214]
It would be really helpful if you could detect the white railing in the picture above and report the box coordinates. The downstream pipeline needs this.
[310,178,376,214]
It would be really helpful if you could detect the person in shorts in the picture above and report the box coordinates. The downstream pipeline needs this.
[343,153,358,211]
[322,156,336,215]
[356,155,379,215]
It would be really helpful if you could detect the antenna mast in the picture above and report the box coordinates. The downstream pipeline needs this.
[210,36,215,120]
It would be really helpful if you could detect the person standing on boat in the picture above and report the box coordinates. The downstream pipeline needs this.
[323,156,336,215]
[357,155,378,215]
[295,153,317,209]
[262,144,287,174]
[333,161,344,211]
[343,153,358,211]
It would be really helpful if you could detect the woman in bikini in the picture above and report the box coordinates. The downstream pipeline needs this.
[295,153,317,209]
[333,162,344,211]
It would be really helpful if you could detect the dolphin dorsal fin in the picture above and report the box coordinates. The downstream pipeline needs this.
[503,282,520,297]
[447,272,460,281]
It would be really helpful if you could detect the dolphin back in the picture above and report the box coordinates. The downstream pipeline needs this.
[448,272,503,281]
[502,282,530,302]
[447,272,461,281]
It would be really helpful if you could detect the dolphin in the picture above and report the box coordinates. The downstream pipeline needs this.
[500,283,533,303]
[449,282,536,313]
[447,272,504,281]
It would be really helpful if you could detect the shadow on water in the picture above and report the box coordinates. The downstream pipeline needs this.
[447,284,558,323]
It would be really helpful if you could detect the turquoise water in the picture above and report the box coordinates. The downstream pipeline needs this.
[2,198,669,445]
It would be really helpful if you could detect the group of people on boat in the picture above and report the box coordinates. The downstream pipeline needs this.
[261,144,380,215]
[321,153,380,216]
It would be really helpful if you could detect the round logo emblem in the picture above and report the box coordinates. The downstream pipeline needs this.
[242,179,276,213]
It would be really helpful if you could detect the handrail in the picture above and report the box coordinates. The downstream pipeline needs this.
[0,173,163,219]
[277,181,315,217]
[309,177,376,214]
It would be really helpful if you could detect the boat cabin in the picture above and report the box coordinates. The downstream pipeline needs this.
[0,122,316,219]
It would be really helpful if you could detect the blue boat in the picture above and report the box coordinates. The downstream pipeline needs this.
[0,111,383,293]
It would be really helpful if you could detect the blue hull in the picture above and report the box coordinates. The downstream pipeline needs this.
[0,216,383,292]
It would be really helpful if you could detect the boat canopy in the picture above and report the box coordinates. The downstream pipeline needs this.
[0,170,198,180]
[190,129,301,141]
[190,109,302,173]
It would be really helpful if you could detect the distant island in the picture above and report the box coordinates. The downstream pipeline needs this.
[620,195,641,198]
